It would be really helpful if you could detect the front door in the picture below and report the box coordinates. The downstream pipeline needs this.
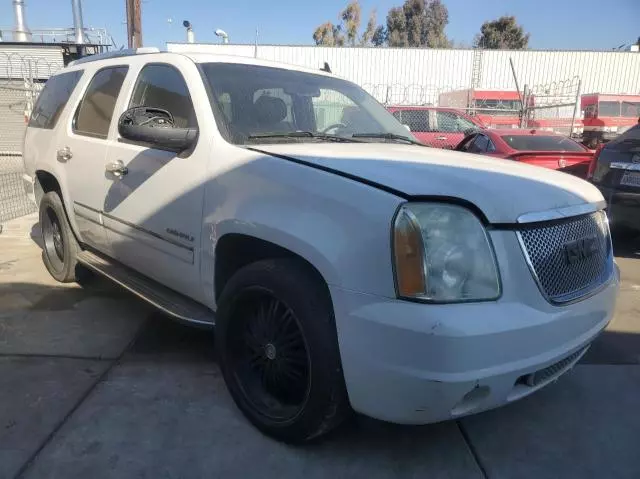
[61,65,130,254]
[102,59,209,300]
[429,110,477,150]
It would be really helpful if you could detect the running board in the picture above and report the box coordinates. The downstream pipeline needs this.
[77,250,215,328]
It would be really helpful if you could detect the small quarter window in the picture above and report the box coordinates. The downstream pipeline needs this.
[29,70,83,129]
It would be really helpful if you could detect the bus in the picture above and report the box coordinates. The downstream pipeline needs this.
[438,89,523,129]
[581,93,640,147]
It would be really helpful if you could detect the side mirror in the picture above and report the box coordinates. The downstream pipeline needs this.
[118,107,198,152]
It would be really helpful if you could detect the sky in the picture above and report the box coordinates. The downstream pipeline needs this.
[1,0,638,50]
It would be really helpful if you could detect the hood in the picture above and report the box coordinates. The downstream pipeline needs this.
[251,143,604,224]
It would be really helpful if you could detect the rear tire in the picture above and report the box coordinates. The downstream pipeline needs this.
[216,258,350,443]
[39,191,81,283]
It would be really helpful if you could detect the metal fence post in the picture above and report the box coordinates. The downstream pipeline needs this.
[570,79,582,139]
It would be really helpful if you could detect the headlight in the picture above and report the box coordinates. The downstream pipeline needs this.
[393,203,501,302]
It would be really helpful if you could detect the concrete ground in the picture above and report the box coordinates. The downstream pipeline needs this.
[1,214,639,479]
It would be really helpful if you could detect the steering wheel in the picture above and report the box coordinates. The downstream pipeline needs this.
[322,123,347,134]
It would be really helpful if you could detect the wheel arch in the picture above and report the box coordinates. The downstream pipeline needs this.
[214,233,333,302]
[35,169,81,241]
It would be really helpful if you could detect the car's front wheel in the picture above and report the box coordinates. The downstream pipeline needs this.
[216,258,350,443]
[39,191,81,283]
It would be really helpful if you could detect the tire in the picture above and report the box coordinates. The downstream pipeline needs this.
[216,258,350,443]
[39,191,81,283]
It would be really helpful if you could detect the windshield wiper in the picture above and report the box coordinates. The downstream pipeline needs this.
[247,131,362,142]
[352,132,423,146]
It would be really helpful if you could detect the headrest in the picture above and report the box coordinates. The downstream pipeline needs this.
[254,95,287,124]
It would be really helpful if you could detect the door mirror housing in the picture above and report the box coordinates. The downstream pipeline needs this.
[118,107,198,152]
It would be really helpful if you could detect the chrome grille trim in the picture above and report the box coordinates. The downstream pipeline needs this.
[516,211,614,304]
[516,201,606,224]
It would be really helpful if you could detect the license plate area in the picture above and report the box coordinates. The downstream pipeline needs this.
[620,171,640,187]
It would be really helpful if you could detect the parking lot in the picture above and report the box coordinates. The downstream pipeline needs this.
[1,213,639,479]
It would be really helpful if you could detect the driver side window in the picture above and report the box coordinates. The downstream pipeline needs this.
[468,134,490,153]
[129,64,196,129]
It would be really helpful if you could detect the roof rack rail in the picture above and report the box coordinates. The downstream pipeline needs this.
[68,47,161,67]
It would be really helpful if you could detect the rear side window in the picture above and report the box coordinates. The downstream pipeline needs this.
[74,66,129,139]
[394,110,429,132]
[129,64,196,128]
[501,135,584,152]
[29,70,83,129]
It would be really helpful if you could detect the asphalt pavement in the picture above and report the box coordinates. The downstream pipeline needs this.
[1,214,639,479]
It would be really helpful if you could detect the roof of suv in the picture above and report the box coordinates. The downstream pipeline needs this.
[66,48,335,78]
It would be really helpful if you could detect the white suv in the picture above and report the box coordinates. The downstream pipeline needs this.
[22,48,618,443]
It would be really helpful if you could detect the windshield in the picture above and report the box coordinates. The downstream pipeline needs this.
[501,135,585,152]
[200,63,414,145]
[473,99,522,116]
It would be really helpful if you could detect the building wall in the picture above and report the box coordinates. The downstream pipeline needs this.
[168,43,640,101]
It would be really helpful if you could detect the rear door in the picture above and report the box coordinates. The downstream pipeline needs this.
[101,58,210,300]
[391,109,435,146]
[59,65,129,253]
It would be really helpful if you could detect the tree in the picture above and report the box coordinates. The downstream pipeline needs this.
[476,16,529,49]
[385,0,451,48]
[313,1,386,47]
[372,25,386,46]
[386,7,408,46]
[341,1,362,46]
[360,9,377,46]
[313,22,337,46]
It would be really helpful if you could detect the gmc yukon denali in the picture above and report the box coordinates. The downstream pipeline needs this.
[22,48,619,443]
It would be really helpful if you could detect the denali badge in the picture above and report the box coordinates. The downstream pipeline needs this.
[166,228,194,242]
[563,237,598,264]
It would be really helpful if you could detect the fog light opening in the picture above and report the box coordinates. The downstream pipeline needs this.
[451,385,491,417]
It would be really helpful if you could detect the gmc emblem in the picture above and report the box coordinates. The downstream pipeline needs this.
[563,237,598,264]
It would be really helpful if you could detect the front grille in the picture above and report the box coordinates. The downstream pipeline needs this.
[517,211,612,303]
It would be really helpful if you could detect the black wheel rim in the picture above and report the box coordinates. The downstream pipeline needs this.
[42,206,65,271]
[227,288,311,422]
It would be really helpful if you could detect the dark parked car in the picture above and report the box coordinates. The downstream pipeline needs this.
[588,124,640,235]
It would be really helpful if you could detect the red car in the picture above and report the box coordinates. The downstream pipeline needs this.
[455,129,594,178]
[387,106,484,149]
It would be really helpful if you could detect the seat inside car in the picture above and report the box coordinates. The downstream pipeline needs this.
[251,95,293,133]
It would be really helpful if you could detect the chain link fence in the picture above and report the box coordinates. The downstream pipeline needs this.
[523,76,582,138]
[0,66,51,225]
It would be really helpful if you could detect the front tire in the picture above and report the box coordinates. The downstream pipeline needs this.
[39,191,81,283]
[216,258,350,443]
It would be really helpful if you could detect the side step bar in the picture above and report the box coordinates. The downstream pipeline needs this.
[77,250,215,328]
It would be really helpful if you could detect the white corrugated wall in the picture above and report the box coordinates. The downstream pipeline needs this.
[168,43,640,100]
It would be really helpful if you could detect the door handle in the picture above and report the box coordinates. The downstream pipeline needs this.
[56,146,73,162]
[436,136,448,141]
[105,160,128,178]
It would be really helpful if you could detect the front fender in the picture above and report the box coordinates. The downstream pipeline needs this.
[202,150,403,299]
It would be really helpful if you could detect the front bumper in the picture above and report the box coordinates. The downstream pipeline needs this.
[330,230,619,425]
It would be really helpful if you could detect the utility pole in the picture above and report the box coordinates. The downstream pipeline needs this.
[125,0,143,48]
